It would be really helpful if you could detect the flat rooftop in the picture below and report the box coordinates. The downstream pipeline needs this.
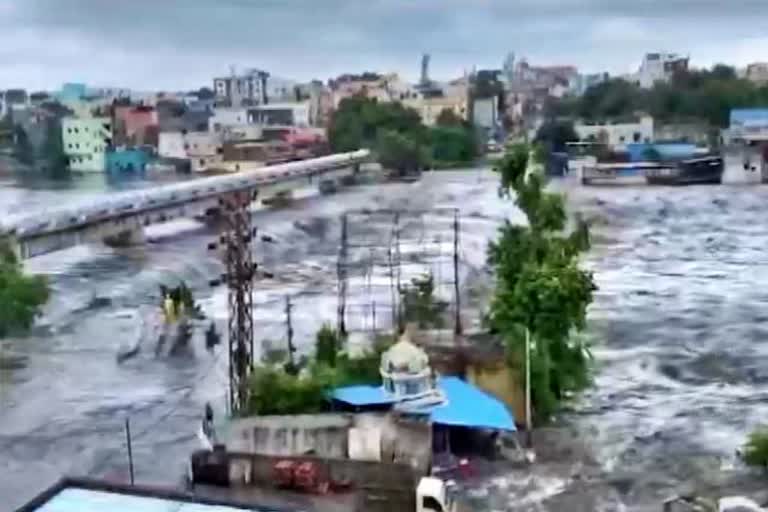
[15,478,296,512]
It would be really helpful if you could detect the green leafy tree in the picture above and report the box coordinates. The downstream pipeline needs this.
[328,95,426,153]
[399,272,448,329]
[743,427,768,469]
[435,108,465,127]
[0,240,49,337]
[534,120,579,152]
[315,323,342,367]
[376,129,430,175]
[430,126,477,165]
[488,144,595,423]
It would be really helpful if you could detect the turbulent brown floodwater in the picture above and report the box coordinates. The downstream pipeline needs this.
[2,166,768,511]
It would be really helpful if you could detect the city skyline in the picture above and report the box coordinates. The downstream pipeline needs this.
[3,0,768,90]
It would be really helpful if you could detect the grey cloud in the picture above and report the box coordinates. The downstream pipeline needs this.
[2,0,768,90]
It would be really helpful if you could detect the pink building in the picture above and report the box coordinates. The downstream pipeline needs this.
[113,105,159,146]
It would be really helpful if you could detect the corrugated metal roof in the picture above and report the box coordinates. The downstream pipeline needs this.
[331,376,516,431]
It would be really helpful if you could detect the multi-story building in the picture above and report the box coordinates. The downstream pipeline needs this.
[635,53,688,89]
[157,130,222,173]
[2,88,29,119]
[472,97,500,130]
[746,63,768,85]
[208,107,249,133]
[213,69,269,107]
[402,93,469,127]
[247,102,311,127]
[568,72,610,96]
[330,72,414,108]
[62,117,113,172]
[113,105,159,146]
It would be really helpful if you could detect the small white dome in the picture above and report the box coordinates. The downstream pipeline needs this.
[380,333,430,374]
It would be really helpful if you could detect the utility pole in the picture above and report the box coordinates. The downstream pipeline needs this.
[285,295,296,371]
[220,190,256,415]
[452,209,462,336]
[525,327,533,448]
[337,213,348,337]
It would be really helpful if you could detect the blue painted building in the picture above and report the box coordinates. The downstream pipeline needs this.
[106,148,149,173]
[57,83,87,102]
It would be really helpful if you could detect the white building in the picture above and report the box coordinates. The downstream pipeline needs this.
[158,131,222,173]
[575,116,654,146]
[473,97,500,130]
[746,63,768,85]
[248,102,311,127]
[635,53,688,89]
[213,68,268,107]
[208,107,249,133]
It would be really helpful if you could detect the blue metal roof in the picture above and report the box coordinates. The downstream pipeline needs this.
[331,376,516,431]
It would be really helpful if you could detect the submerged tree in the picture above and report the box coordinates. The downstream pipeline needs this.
[488,143,596,423]
[0,240,50,337]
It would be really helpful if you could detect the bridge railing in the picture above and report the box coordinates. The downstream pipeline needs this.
[1,150,370,239]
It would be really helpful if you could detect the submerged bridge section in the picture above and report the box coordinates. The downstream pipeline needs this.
[2,150,370,259]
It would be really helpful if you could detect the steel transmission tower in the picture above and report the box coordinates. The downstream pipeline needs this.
[220,190,256,414]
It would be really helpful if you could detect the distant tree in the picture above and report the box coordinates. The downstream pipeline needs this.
[12,126,34,165]
[0,239,49,337]
[197,87,215,100]
[430,125,477,164]
[534,120,579,152]
[376,129,429,175]
[328,95,426,153]
[435,108,465,127]
[743,427,768,470]
[315,323,342,368]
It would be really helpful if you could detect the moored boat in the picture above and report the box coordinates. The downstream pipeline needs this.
[645,155,723,185]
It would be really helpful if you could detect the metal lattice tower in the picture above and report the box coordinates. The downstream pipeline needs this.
[220,190,255,414]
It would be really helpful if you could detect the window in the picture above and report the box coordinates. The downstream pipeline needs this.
[74,127,79,134]
[619,135,626,143]
[75,143,80,149]
[183,143,190,150]
[199,159,205,166]
[404,379,422,396]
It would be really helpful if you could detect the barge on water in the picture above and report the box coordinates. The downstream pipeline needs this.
[645,155,724,185]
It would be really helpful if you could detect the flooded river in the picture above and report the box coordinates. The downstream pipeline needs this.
[2,167,768,511]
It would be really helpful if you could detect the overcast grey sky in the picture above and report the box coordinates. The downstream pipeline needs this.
[3,0,768,91]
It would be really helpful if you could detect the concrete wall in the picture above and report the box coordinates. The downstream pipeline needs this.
[158,132,186,159]
[227,450,419,511]
[226,412,432,474]
[466,361,525,427]
[575,116,654,146]
[228,414,353,459]
[209,108,249,133]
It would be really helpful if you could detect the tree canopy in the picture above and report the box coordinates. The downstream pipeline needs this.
[550,65,768,128]
[0,240,49,337]
[329,96,477,172]
[488,144,595,423]
[535,120,579,152]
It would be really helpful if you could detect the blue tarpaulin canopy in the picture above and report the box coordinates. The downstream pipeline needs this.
[330,376,516,431]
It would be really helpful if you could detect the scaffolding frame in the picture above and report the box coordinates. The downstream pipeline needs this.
[336,208,462,339]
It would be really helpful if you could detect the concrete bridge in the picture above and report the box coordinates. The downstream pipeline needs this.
[2,150,370,259]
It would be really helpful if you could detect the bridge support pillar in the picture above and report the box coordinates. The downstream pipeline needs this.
[103,226,145,248]
[318,179,339,195]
